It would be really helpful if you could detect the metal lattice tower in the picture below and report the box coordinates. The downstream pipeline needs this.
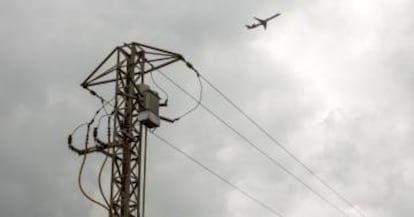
[73,42,183,217]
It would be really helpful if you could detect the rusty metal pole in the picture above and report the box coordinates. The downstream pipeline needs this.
[110,48,144,217]
[121,48,135,216]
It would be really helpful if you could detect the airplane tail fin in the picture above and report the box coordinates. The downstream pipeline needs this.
[263,23,267,30]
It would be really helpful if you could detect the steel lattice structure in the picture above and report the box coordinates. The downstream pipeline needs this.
[77,42,183,217]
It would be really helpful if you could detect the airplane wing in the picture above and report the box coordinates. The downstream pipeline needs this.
[265,13,281,22]
[254,17,264,22]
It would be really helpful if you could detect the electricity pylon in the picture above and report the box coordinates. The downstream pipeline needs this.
[69,42,184,217]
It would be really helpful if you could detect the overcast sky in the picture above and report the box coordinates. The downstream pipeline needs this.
[1,0,413,217]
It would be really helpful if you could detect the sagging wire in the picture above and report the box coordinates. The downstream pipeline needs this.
[96,112,114,129]
[150,70,169,105]
[85,88,115,113]
[77,118,109,210]
[96,114,113,209]
[175,72,203,121]
[69,115,109,210]
[147,58,202,123]
[68,96,115,211]
[156,68,203,122]
[68,96,114,151]
[91,98,115,209]
[97,154,110,208]
[172,58,202,121]
[68,110,100,152]
[99,97,115,116]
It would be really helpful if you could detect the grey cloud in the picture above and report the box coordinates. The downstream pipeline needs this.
[1,0,414,217]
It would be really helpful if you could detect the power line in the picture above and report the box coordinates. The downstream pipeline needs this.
[183,61,364,216]
[150,131,285,217]
[197,73,364,217]
[157,70,350,217]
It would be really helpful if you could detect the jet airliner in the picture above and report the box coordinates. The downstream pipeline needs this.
[245,13,281,30]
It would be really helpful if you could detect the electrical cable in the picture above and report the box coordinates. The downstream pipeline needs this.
[98,155,110,207]
[148,59,202,121]
[158,70,350,217]
[150,131,285,217]
[100,97,115,116]
[172,70,203,121]
[69,96,115,138]
[77,64,141,212]
[96,114,113,208]
[78,119,110,211]
[150,70,169,104]
[70,122,89,137]
[197,73,365,217]
[94,98,116,209]
[69,109,101,144]
[96,112,114,129]
[69,96,116,211]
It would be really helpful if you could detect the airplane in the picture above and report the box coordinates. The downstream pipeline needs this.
[245,13,281,30]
